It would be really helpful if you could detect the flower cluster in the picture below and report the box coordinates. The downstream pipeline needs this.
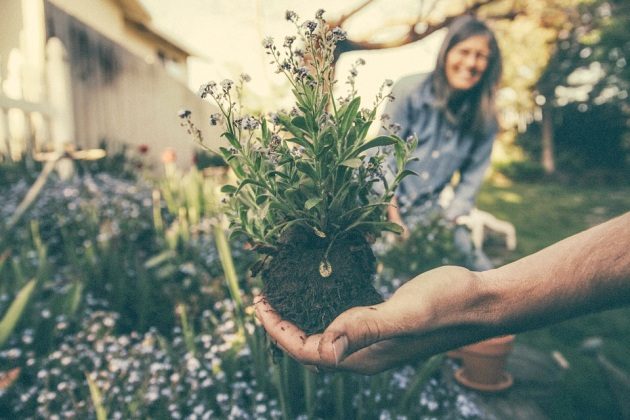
[185,10,417,256]
[0,298,483,419]
[0,308,284,419]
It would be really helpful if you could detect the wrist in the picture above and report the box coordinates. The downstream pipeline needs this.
[400,267,489,332]
[435,267,497,329]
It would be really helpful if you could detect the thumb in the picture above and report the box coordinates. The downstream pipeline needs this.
[317,305,390,366]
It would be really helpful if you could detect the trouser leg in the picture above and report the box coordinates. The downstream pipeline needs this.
[453,225,494,271]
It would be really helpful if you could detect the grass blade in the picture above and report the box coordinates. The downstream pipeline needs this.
[0,279,37,348]
[86,372,108,420]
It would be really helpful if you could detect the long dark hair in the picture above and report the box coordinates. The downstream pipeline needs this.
[431,16,502,139]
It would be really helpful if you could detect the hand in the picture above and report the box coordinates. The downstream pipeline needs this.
[387,197,409,241]
[255,266,485,375]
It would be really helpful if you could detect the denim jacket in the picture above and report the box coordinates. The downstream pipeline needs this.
[381,73,496,221]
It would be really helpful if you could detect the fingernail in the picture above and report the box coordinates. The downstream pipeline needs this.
[332,335,348,366]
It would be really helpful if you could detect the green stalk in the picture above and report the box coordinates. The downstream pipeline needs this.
[398,354,444,411]
[212,222,245,333]
[152,189,163,233]
[5,156,58,233]
[177,303,197,355]
[272,358,290,420]
[335,374,345,420]
[304,367,316,419]
[85,372,108,420]
[63,279,83,317]
[0,279,36,347]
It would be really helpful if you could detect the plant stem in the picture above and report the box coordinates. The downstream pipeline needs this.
[304,367,315,419]
[212,221,245,334]
[335,374,345,420]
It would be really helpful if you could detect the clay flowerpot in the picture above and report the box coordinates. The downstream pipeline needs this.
[453,335,516,392]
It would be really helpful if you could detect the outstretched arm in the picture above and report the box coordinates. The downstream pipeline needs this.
[256,212,630,374]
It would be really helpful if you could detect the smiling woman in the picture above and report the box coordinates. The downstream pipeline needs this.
[445,34,491,90]
[383,15,503,272]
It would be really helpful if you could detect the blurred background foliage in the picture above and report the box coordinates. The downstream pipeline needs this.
[0,0,629,418]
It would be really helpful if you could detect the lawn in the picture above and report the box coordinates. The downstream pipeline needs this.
[478,177,630,420]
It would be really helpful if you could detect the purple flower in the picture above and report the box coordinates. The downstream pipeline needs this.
[331,27,347,42]
[285,10,298,23]
[303,20,317,33]
[262,37,274,49]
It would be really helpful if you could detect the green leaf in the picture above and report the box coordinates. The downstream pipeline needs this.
[265,218,311,239]
[266,170,290,180]
[353,135,399,157]
[291,116,308,132]
[260,118,269,145]
[375,221,405,234]
[0,279,36,347]
[258,201,271,219]
[355,118,372,141]
[338,202,389,222]
[255,194,270,205]
[338,97,361,138]
[344,220,404,235]
[305,197,322,210]
[278,114,311,142]
[285,137,314,154]
[345,126,359,149]
[395,169,419,184]
[64,280,83,318]
[254,153,262,172]
[219,147,233,161]
[296,161,319,181]
[230,161,246,178]
[268,201,291,217]
[394,141,406,172]
[144,250,177,269]
[221,184,237,194]
[340,158,363,168]
[235,178,268,194]
[222,131,241,149]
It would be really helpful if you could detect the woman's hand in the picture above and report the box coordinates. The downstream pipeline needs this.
[387,196,409,240]
[255,266,486,375]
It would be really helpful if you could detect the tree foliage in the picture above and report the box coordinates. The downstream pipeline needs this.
[325,0,629,172]
[529,0,630,172]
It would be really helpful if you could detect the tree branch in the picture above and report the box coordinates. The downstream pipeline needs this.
[333,0,376,27]
[334,9,519,58]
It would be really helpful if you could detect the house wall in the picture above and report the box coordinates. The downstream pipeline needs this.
[45,2,221,168]
[0,0,25,87]
[48,0,151,62]
[2,0,215,167]
[48,0,187,75]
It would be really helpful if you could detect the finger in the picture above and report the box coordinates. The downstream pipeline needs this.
[317,304,390,366]
[336,336,422,375]
[255,299,322,364]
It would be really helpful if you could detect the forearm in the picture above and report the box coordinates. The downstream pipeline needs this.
[478,212,630,334]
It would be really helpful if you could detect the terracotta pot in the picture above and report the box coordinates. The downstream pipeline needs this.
[453,334,515,392]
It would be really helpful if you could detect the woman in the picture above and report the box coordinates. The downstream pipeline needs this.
[384,16,502,270]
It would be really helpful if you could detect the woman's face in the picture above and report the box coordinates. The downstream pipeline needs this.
[445,34,491,91]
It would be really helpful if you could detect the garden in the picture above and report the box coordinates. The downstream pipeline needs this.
[1,1,630,419]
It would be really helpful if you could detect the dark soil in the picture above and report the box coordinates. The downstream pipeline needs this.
[260,226,383,335]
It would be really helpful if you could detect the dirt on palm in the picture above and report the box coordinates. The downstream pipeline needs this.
[260,226,383,335]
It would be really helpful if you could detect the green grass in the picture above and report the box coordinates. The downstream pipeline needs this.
[477,178,630,420]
